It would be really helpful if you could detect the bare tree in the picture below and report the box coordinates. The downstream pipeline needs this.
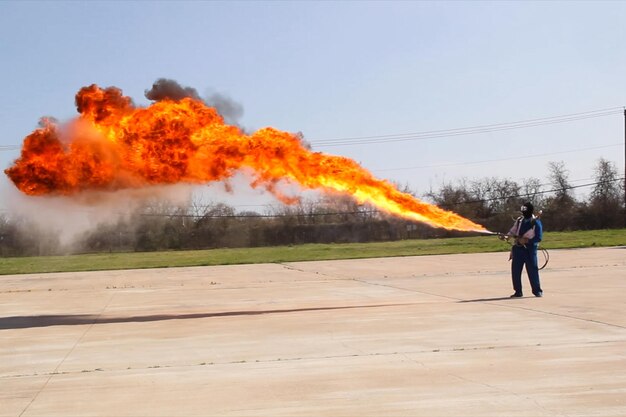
[543,161,577,230]
[590,158,621,202]
[425,179,474,216]
[521,177,545,209]
[547,161,575,203]
[584,158,624,228]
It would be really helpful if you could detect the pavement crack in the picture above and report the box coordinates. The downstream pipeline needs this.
[353,277,462,300]
[446,371,565,416]
[483,303,626,330]
[17,293,116,417]
[5,339,622,380]
[277,263,353,280]
[354,278,626,330]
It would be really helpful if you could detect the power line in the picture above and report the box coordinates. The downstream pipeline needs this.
[310,107,623,147]
[373,143,623,172]
[0,145,20,151]
[138,209,379,219]
[456,177,625,206]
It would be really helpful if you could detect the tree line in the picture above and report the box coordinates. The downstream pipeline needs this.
[0,158,623,257]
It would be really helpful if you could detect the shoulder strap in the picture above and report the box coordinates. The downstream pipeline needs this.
[514,217,523,235]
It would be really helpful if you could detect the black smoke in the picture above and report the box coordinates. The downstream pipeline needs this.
[145,78,201,102]
[145,78,244,126]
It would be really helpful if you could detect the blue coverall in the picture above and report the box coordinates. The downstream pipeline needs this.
[511,217,543,296]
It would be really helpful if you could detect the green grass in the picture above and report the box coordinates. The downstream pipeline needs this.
[1,228,624,275]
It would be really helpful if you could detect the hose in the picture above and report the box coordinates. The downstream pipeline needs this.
[490,231,550,270]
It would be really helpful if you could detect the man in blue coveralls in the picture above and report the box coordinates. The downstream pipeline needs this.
[508,202,543,298]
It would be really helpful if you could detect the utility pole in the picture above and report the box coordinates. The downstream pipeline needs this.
[624,108,626,226]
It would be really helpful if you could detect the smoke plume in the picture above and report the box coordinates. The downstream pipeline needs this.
[204,91,244,126]
[145,78,201,102]
[145,78,244,125]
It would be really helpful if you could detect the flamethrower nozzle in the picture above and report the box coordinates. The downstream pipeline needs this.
[475,230,515,240]
[475,230,500,236]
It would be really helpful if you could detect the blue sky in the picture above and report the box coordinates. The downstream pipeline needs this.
[1,1,625,210]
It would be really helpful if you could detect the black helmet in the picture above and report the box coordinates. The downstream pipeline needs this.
[521,202,534,218]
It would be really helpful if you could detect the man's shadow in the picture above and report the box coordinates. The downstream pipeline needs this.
[458,296,519,303]
[0,302,415,330]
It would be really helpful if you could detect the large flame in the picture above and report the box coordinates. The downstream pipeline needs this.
[4,84,486,232]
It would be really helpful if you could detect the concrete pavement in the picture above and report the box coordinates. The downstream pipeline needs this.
[1,247,625,416]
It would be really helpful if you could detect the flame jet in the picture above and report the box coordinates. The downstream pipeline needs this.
[5,84,487,233]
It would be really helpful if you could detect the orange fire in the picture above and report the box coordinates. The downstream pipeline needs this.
[5,84,486,232]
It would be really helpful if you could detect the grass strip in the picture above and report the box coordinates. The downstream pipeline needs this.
[1,228,624,275]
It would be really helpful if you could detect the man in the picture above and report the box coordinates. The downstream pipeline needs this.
[508,202,543,298]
